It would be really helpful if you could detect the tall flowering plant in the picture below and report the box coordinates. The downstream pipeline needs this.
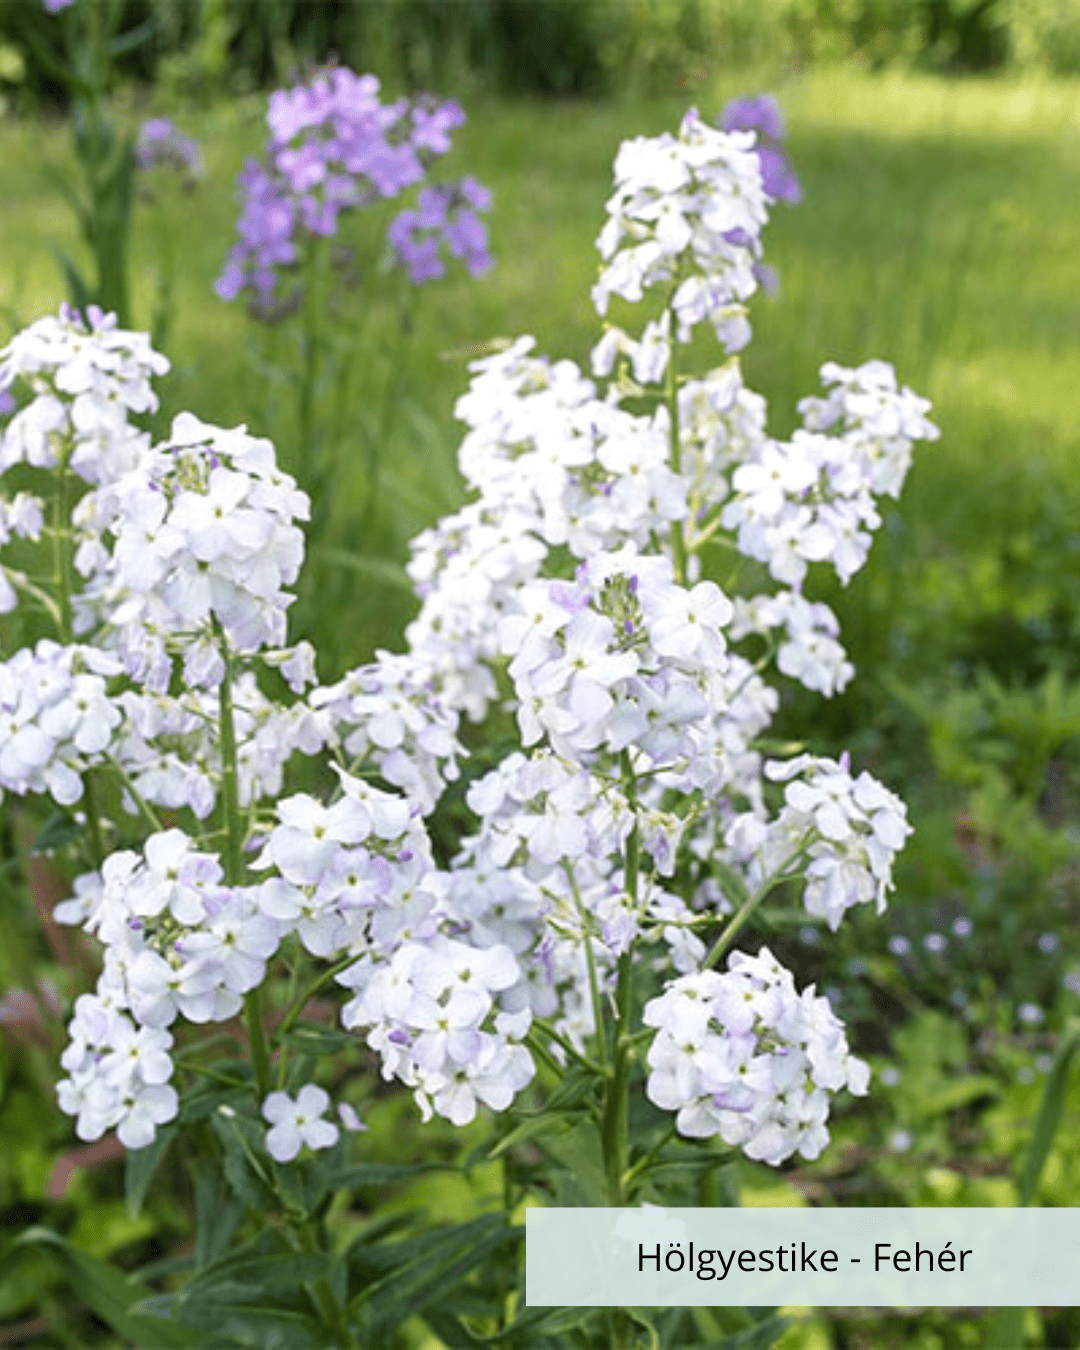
[0,107,936,1348]
[215,65,492,538]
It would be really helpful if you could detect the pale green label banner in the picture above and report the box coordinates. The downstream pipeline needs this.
[525,1207,1080,1307]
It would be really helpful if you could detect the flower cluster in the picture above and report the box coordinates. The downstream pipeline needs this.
[135,118,204,186]
[341,935,533,1126]
[93,412,309,689]
[23,99,934,1180]
[644,947,870,1163]
[0,304,166,484]
[311,650,464,813]
[390,104,936,1158]
[54,828,280,1145]
[594,108,768,358]
[216,66,491,315]
[0,642,120,805]
[388,177,494,282]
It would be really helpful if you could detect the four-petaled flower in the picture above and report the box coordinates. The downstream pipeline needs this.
[262,1084,340,1162]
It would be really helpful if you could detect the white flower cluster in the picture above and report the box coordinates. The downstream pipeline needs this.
[0,305,167,483]
[58,1000,178,1148]
[766,755,912,930]
[0,642,121,804]
[341,935,533,1126]
[93,413,308,690]
[255,768,434,958]
[643,947,870,1164]
[113,673,326,820]
[730,592,853,697]
[312,649,464,812]
[798,359,939,498]
[718,755,912,932]
[27,105,936,1168]
[594,108,767,357]
[388,109,936,1158]
[503,550,731,771]
[253,769,537,1124]
[55,830,280,1144]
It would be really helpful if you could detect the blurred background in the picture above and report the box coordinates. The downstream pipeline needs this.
[1,3,1080,1348]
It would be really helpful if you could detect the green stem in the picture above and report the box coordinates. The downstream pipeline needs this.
[564,862,608,1069]
[702,841,811,971]
[53,447,107,868]
[82,771,106,868]
[104,753,164,832]
[173,1058,246,1090]
[273,952,358,1048]
[523,1029,565,1080]
[214,619,271,1099]
[298,1220,357,1350]
[529,1019,606,1077]
[298,234,323,481]
[602,951,634,1208]
[622,1124,679,1195]
[664,313,688,585]
[360,286,420,530]
[54,457,75,643]
[601,753,642,1211]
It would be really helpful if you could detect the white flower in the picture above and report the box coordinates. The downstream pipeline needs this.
[262,1084,340,1162]
[643,947,868,1165]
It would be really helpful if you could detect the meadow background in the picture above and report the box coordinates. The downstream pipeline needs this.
[1,1,1080,1347]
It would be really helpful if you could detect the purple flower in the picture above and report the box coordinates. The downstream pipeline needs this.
[218,65,491,312]
[721,94,785,143]
[136,118,204,185]
[389,179,494,285]
[718,93,801,206]
[43,0,76,11]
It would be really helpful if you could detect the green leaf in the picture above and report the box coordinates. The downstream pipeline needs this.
[489,1105,590,1160]
[171,1297,326,1348]
[313,547,415,595]
[125,1121,177,1217]
[909,1075,998,1119]
[0,1228,202,1348]
[184,1234,324,1298]
[50,246,93,316]
[106,15,157,57]
[534,1118,607,1207]
[353,1215,517,1337]
[332,1160,449,1189]
[193,1161,245,1269]
[1019,1021,1080,1206]
[463,1303,599,1341]
[283,1020,359,1055]
[983,1307,1027,1350]
[31,808,82,854]
[210,1109,276,1209]
[711,860,752,909]
[680,1312,790,1349]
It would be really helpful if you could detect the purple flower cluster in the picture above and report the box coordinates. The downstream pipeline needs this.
[717,94,801,295]
[216,66,492,317]
[719,94,801,205]
[388,178,494,283]
[135,118,204,186]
